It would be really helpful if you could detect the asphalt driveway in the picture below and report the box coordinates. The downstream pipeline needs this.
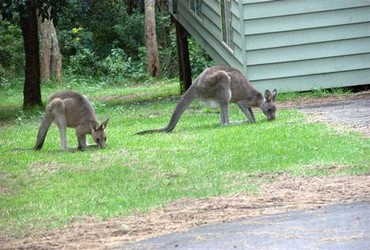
[124,202,370,249]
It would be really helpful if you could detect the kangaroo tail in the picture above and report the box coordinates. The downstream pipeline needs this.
[34,116,52,150]
[137,86,199,135]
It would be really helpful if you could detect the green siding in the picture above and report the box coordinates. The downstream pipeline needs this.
[170,0,370,92]
[254,69,370,93]
[243,7,370,35]
[243,0,370,19]
[247,38,370,65]
[250,54,370,80]
[245,23,370,50]
[242,0,370,91]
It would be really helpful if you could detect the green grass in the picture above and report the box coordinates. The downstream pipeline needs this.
[0,79,369,236]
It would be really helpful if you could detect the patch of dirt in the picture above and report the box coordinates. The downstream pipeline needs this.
[278,90,370,109]
[281,91,370,137]
[95,93,145,103]
[1,172,369,249]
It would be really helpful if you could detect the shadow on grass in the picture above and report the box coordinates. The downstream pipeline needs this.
[0,105,45,127]
[0,106,22,124]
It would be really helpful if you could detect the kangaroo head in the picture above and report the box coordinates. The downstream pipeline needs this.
[261,89,277,121]
[91,119,109,148]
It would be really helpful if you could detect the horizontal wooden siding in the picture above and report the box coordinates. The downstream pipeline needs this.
[242,0,370,91]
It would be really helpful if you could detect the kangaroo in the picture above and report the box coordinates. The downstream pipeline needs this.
[137,65,277,134]
[34,91,109,151]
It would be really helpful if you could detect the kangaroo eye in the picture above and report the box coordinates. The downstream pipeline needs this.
[96,138,100,143]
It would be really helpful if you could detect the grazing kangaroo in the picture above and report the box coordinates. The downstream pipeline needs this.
[137,65,277,134]
[34,91,109,151]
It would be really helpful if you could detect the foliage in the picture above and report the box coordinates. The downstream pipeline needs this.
[100,47,147,82]
[58,1,145,60]
[1,0,214,83]
[0,80,369,236]
[113,8,145,61]
[65,47,147,83]
[1,0,68,22]
[0,20,24,76]
[67,48,99,76]
[188,37,216,77]
[58,26,93,64]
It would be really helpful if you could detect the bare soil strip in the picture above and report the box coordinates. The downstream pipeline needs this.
[1,173,369,249]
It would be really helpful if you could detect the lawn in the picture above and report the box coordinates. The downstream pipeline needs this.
[0,78,369,237]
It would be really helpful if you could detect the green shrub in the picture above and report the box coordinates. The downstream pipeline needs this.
[68,48,100,76]
[0,20,24,76]
[189,37,215,77]
[58,27,93,65]
[100,47,147,83]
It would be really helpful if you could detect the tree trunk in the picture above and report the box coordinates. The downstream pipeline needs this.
[38,9,62,83]
[19,2,42,109]
[144,0,161,77]
[173,17,192,93]
[157,0,169,49]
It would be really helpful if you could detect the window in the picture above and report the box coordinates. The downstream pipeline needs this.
[220,0,233,49]
[190,0,202,18]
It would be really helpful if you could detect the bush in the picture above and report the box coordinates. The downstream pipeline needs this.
[58,26,93,65]
[0,20,24,76]
[113,11,145,61]
[100,47,147,83]
[188,37,215,77]
[68,48,100,76]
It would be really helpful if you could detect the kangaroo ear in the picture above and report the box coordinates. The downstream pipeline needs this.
[90,124,99,133]
[100,119,109,130]
[264,90,272,102]
[271,89,277,101]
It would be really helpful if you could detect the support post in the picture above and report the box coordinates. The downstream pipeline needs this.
[172,16,192,93]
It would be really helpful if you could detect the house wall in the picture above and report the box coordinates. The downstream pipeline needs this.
[242,0,370,92]
[170,0,370,92]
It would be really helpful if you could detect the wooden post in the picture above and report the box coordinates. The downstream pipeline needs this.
[172,16,192,93]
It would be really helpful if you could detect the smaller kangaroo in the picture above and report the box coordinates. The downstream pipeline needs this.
[34,91,109,151]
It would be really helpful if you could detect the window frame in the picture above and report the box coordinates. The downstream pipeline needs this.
[220,0,234,51]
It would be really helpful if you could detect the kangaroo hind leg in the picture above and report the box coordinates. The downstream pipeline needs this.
[50,99,68,151]
[220,101,230,126]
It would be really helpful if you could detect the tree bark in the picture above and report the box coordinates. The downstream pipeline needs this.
[38,9,62,83]
[19,1,42,109]
[173,17,192,93]
[144,0,161,77]
[157,0,168,49]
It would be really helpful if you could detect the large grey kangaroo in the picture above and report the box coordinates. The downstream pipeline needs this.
[137,65,277,134]
[34,91,109,151]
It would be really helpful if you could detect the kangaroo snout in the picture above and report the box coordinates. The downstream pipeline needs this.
[267,115,276,121]
[94,137,107,148]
